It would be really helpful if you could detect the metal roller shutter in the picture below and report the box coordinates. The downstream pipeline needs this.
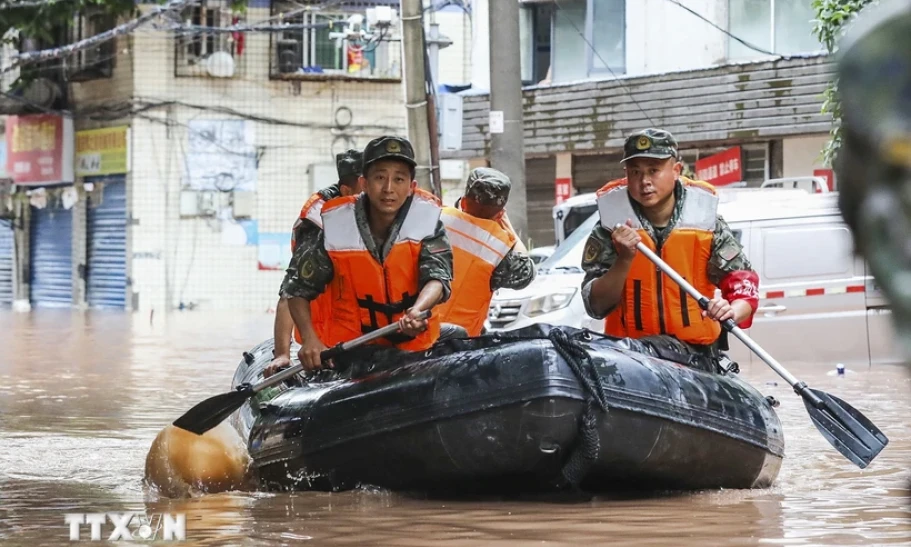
[30,201,73,308]
[0,219,13,307]
[524,157,556,249]
[86,177,127,309]
[572,153,625,194]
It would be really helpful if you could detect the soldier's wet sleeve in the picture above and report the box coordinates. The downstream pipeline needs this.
[279,229,334,301]
[707,215,754,286]
[419,220,454,303]
[580,224,619,319]
[490,248,536,291]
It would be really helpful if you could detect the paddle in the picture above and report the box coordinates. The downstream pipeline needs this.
[172,310,432,436]
[630,238,888,469]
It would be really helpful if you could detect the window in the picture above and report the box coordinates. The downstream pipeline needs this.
[728,0,822,60]
[68,13,117,81]
[519,3,553,85]
[550,0,625,84]
[762,226,854,280]
[271,3,401,80]
[175,0,243,78]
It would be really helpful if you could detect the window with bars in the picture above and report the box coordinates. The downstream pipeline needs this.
[270,4,402,80]
[175,0,243,78]
[68,12,117,81]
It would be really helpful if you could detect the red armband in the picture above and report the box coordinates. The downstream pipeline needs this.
[719,270,760,329]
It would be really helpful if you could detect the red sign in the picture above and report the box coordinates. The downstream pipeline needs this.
[5,114,74,185]
[813,168,835,192]
[695,146,742,186]
[555,177,572,204]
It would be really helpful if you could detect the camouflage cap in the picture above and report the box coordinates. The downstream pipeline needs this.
[362,136,417,170]
[621,128,679,163]
[336,148,363,179]
[464,167,511,207]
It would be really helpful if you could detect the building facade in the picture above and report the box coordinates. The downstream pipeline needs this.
[1,0,457,313]
[442,0,836,247]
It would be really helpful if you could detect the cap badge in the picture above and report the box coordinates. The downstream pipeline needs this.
[636,136,652,150]
[386,140,402,153]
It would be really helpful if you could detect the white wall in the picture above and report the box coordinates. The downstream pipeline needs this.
[626,0,729,76]
[782,135,829,178]
[127,6,407,312]
[428,5,473,86]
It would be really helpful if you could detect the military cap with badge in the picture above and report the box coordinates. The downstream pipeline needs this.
[362,136,417,170]
[621,128,680,164]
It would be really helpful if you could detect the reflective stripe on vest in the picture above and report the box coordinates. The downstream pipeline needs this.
[438,207,517,336]
[596,178,722,345]
[321,189,442,351]
[292,191,331,343]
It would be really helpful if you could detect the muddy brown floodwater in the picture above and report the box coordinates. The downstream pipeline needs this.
[1,310,909,546]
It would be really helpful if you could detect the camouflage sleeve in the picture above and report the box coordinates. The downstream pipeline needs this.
[580,224,619,319]
[419,220,454,303]
[707,215,754,286]
[279,228,334,301]
[490,248,536,291]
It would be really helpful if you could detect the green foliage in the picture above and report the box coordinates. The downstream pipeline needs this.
[811,0,876,166]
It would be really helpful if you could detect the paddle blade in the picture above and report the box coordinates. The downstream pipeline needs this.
[172,386,254,436]
[802,388,889,469]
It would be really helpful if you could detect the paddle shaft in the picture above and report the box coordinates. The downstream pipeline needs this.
[253,310,432,394]
[634,241,816,395]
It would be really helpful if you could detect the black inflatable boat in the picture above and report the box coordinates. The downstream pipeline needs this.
[229,325,784,494]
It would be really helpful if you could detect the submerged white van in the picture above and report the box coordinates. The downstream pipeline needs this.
[489,191,902,369]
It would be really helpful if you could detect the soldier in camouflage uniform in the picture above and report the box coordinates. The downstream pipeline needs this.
[267,149,364,376]
[437,167,536,336]
[581,128,760,367]
[836,2,911,359]
[281,136,453,371]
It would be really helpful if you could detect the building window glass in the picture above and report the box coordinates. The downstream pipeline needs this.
[729,0,821,60]
[551,0,625,84]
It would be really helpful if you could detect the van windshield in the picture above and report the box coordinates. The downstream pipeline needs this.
[538,212,600,275]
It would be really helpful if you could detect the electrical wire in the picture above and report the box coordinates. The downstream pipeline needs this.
[552,0,656,126]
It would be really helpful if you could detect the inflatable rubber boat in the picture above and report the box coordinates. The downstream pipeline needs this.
[229,325,784,494]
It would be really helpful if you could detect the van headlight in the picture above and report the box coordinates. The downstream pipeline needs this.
[524,288,578,317]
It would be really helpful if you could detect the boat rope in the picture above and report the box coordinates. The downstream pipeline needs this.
[495,327,609,490]
[547,329,609,490]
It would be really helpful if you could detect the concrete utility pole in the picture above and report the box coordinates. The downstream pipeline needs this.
[488,0,528,241]
[401,0,433,192]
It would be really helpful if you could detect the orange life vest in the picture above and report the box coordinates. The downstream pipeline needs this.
[596,177,722,345]
[291,190,333,344]
[320,188,442,352]
[437,205,517,336]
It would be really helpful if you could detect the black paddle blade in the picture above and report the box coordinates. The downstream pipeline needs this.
[802,388,889,469]
[172,385,254,436]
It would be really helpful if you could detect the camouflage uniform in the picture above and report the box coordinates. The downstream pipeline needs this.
[280,137,453,303]
[580,128,756,365]
[283,149,362,287]
[580,181,752,318]
[460,167,536,291]
[836,2,911,356]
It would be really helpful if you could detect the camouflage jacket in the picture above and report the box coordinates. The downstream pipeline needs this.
[280,193,454,302]
[580,181,753,319]
[290,184,341,254]
[491,248,536,291]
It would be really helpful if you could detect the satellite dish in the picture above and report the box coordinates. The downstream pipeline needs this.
[206,51,236,78]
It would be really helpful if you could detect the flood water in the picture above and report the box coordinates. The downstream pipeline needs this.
[1,310,909,546]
